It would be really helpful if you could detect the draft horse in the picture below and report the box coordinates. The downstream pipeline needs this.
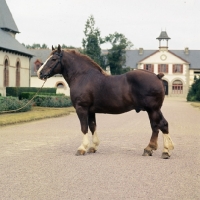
[38,45,174,159]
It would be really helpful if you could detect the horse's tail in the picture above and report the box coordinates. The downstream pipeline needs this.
[157,73,164,79]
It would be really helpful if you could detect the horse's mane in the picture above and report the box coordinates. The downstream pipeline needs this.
[52,49,108,76]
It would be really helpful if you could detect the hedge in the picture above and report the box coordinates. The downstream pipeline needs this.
[20,92,65,100]
[32,95,72,107]
[6,87,56,99]
[0,97,31,113]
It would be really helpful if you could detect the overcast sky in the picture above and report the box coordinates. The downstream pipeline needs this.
[6,0,200,50]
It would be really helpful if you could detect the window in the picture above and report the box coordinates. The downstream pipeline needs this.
[158,64,168,73]
[57,83,64,88]
[172,80,183,94]
[144,64,154,72]
[173,64,183,73]
[4,59,9,87]
[16,61,20,87]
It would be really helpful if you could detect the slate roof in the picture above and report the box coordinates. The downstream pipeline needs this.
[0,0,19,33]
[126,49,200,70]
[156,31,171,40]
[0,29,33,57]
[0,0,33,57]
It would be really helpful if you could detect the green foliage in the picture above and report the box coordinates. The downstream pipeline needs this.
[82,15,106,68]
[187,75,200,101]
[24,43,49,49]
[6,87,56,99]
[20,92,65,100]
[33,96,72,107]
[105,32,133,75]
[0,97,31,113]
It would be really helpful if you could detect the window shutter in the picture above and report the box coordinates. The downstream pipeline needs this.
[144,64,146,70]
[166,64,168,73]
[158,64,160,73]
[151,64,154,73]
[181,65,183,73]
[173,65,175,73]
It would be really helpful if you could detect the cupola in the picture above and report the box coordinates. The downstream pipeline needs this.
[156,31,171,51]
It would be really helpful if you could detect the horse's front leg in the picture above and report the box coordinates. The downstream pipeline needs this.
[75,106,90,156]
[87,112,100,153]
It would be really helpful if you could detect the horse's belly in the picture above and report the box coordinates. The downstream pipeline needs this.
[89,104,135,114]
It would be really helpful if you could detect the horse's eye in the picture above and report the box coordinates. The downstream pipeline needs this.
[52,58,56,61]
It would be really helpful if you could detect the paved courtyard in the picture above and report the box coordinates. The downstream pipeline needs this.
[0,98,199,200]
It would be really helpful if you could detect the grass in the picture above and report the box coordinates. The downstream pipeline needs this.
[0,106,75,126]
[190,102,200,109]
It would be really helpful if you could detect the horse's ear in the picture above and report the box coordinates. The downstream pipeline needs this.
[57,44,61,53]
[52,45,55,51]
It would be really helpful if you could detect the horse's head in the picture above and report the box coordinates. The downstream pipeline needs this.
[37,45,63,80]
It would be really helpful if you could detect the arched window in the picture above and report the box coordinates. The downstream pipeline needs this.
[4,59,9,87]
[16,61,20,87]
[172,80,183,94]
[57,83,64,88]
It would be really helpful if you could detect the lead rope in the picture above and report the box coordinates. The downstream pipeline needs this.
[0,80,47,114]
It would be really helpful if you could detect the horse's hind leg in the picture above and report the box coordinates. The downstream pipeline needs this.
[87,112,100,153]
[159,112,174,159]
[143,110,160,156]
[143,110,174,159]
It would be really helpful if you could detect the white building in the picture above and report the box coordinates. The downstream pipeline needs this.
[0,0,33,96]
[125,31,200,97]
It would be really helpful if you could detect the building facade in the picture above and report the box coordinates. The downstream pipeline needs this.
[0,0,33,96]
[125,31,200,97]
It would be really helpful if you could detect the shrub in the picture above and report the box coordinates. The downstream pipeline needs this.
[33,95,72,107]
[6,87,56,99]
[20,92,65,100]
[187,76,200,101]
[0,97,32,113]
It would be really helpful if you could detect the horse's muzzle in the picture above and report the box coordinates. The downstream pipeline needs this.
[39,71,49,80]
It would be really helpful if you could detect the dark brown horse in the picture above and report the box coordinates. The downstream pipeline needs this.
[38,45,174,159]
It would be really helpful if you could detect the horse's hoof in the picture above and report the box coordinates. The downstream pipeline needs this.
[162,152,170,159]
[142,149,153,156]
[87,147,96,153]
[75,150,86,156]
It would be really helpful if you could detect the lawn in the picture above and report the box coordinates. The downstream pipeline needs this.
[0,106,75,126]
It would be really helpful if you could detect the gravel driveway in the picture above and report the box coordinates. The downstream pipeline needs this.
[0,98,199,200]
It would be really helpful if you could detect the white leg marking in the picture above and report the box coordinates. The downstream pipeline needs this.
[78,133,90,151]
[163,134,174,153]
[90,131,100,150]
[37,55,53,78]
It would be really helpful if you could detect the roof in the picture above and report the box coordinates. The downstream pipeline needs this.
[156,31,171,40]
[170,50,200,69]
[125,49,200,70]
[0,0,19,33]
[125,50,156,68]
[0,29,33,57]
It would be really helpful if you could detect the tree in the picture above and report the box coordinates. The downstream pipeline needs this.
[82,15,105,68]
[187,75,200,101]
[105,32,133,75]
[24,43,49,49]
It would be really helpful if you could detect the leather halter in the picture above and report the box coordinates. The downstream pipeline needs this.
[47,51,63,77]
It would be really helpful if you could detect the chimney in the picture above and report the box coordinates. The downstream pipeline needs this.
[139,48,143,55]
[184,47,189,55]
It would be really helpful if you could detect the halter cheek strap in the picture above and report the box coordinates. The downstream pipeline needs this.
[48,51,63,76]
